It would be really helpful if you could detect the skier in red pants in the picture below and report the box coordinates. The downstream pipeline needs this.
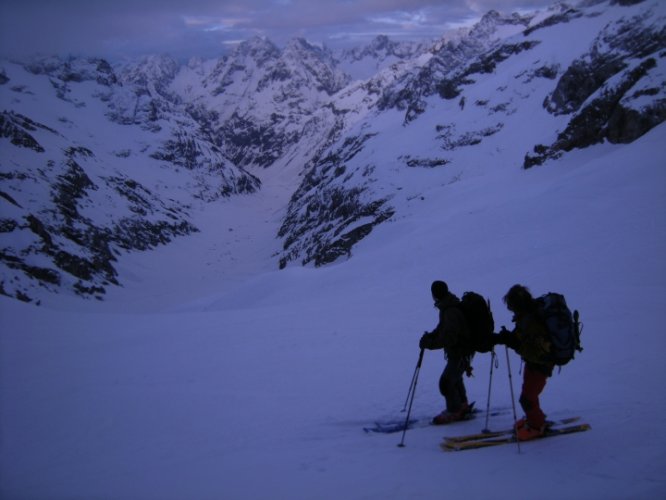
[494,284,554,441]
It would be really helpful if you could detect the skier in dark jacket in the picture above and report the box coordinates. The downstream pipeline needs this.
[419,280,473,425]
[494,284,554,441]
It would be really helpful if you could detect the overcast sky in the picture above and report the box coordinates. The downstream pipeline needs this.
[0,0,559,60]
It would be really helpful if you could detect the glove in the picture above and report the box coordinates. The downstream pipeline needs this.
[493,326,512,346]
[419,332,432,350]
[492,334,506,346]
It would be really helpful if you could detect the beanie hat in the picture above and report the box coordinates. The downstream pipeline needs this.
[431,280,448,299]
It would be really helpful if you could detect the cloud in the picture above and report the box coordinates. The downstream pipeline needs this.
[0,0,555,60]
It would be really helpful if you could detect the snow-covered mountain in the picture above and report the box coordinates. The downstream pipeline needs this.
[277,0,666,269]
[0,0,664,304]
[174,36,351,169]
[0,57,261,302]
[375,8,535,121]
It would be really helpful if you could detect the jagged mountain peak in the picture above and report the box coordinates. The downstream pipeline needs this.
[373,6,541,121]
[231,36,281,65]
[364,34,394,51]
[342,34,421,61]
[465,9,533,42]
[20,55,118,86]
[284,37,325,53]
[337,35,426,81]
[118,54,180,85]
[474,9,529,28]
[180,33,352,169]
[278,37,350,96]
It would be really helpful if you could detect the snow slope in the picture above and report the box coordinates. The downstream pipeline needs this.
[1,120,665,499]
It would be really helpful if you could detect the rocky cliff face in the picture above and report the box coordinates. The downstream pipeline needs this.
[526,2,666,166]
[277,132,395,268]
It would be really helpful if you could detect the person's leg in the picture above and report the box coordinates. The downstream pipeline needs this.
[519,364,547,428]
[438,357,468,413]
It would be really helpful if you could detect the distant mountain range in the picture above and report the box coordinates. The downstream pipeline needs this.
[1,0,664,303]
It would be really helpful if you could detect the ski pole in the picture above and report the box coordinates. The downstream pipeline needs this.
[505,346,521,453]
[401,347,423,412]
[482,349,498,433]
[398,348,424,448]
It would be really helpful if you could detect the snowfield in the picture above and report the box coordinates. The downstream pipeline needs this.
[1,122,665,498]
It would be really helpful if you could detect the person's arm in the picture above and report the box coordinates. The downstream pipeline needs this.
[493,325,520,351]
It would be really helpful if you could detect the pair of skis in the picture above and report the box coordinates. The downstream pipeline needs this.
[442,416,591,452]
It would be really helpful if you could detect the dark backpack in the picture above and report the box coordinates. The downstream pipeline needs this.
[536,292,583,365]
[458,291,495,354]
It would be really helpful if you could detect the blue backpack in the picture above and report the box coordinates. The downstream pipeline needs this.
[536,292,583,366]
